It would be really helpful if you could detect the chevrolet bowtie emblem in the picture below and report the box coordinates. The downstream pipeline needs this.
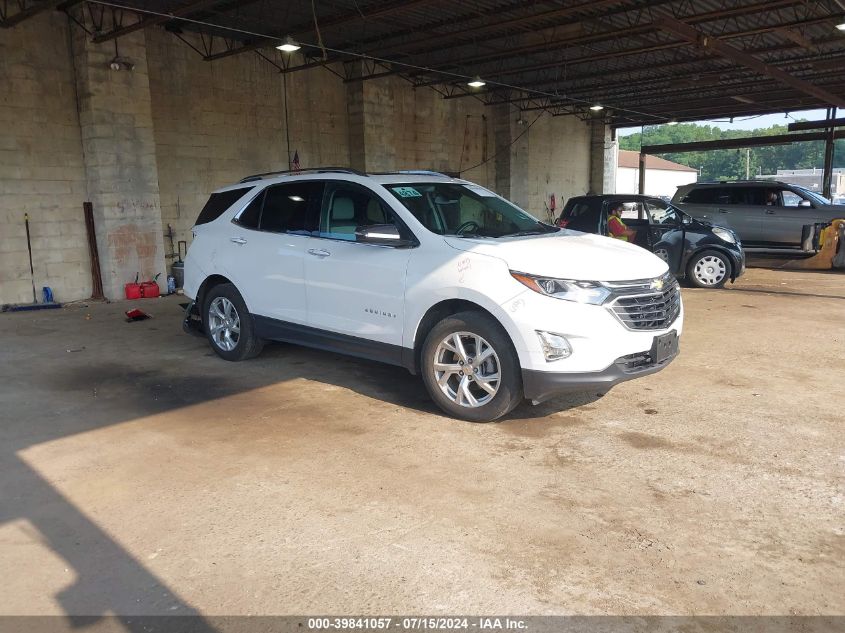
[651,278,664,291]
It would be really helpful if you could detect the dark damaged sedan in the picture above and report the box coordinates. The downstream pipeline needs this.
[556,194,745,289]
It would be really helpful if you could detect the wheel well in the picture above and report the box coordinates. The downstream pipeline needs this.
[411,299,508,375]
[196,274,233,310]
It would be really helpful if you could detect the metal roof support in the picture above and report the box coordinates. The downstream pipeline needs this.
[788,117,845,131]
[91,0,232,43]
[641,131,845,154]
[203,0,436,62]
[402,0,802,78]
[638,153,646,195]
[822,107,838,199]
[1,0,67,28]
[653,13,845,108]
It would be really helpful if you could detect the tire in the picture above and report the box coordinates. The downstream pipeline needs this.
[686,249,731,289]
[202,283,264,361]
[420,311,522,422]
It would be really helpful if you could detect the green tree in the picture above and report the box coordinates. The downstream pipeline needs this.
[619,122,844,181]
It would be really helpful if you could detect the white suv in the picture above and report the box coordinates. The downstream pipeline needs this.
[183,169,683,422]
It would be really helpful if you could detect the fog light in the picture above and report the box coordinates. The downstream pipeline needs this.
[536,331,572,361]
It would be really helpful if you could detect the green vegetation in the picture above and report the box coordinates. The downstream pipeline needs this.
[619,123,845,181]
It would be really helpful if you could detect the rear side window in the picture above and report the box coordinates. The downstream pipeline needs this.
[730,187,765,205]
[681,187,721,204]
[195,187,253,225]
[260,182,323,234]
[560,200,601,231]
[234,192,264,229]
[682,186,764,205]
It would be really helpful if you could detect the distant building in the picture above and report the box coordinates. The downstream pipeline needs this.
[615,150,698,197]
[759,168,845,201]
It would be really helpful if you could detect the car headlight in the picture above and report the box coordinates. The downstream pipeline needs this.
[712,227,736,244]
[511,272,611,305]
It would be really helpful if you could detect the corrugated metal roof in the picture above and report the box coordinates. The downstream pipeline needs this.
[30,0,845,125]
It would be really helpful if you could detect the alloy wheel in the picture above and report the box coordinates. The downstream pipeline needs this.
[208,296,241,352]
[432,332,501,408]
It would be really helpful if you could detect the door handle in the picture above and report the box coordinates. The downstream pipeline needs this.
[230,237,247,245]
[717,208,730,214]
[307,248,331,258]
[765,209,775,215]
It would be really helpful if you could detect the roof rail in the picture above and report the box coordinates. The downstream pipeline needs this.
[239,167,367,183]
[696,179,787,185]
[369,170,455,178]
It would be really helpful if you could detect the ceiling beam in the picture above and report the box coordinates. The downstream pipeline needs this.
[607,81,845,115]
[439,37,825,101]
[91,0,232,43]
[1,0,68,28]
[409,0,804,78]
[560,64,845,105]
[364,0,640,58]
[203,0,437,62]
[653,13,845,108]
[788,117,845,131]
[475,14,842,83]
[641,130,845,154]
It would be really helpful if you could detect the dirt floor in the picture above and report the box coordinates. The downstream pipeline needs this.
[1,267,843,618]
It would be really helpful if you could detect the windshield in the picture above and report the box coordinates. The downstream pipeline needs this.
[793,186,829,206]
[644,199,681,224]
[385,182,558,238]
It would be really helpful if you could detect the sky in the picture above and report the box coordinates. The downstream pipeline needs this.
[617,108,831,136]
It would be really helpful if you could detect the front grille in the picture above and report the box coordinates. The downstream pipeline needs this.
[607,274,681,331]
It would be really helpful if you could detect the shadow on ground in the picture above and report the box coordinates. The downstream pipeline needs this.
[2,302,599,628]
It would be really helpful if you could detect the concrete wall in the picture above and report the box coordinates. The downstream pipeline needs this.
[147,32,350,253]
[0,12,89,305]
[347,72,495,188]
[1,12,597,305]
[500,107,592,222]
[71,21,166,301]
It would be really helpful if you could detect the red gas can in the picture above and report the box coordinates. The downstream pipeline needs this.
[139,281,160,298]
[125,283,142,300]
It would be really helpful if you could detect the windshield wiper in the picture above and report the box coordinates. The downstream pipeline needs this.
[450,232,493,239]
[499,229,554,238]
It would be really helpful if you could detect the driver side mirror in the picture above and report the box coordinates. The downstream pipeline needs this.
[355,224,414,247]
[798,199,812,208]
[681,214,692,225]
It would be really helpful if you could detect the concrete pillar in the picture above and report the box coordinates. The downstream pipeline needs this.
[589,121,617,194]
[345,63,396,172]
[491,104,530,209]
[71,18,165,300]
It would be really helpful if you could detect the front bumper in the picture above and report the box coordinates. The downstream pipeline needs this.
[522,343,679,404]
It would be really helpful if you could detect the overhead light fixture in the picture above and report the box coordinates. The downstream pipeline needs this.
[836,22,845,31]
[589,105,604,111]
[108,57,134,71]
[467,76,486,88]
[276,36,301,52]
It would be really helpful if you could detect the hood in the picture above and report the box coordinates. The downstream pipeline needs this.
[444,231,668,282]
